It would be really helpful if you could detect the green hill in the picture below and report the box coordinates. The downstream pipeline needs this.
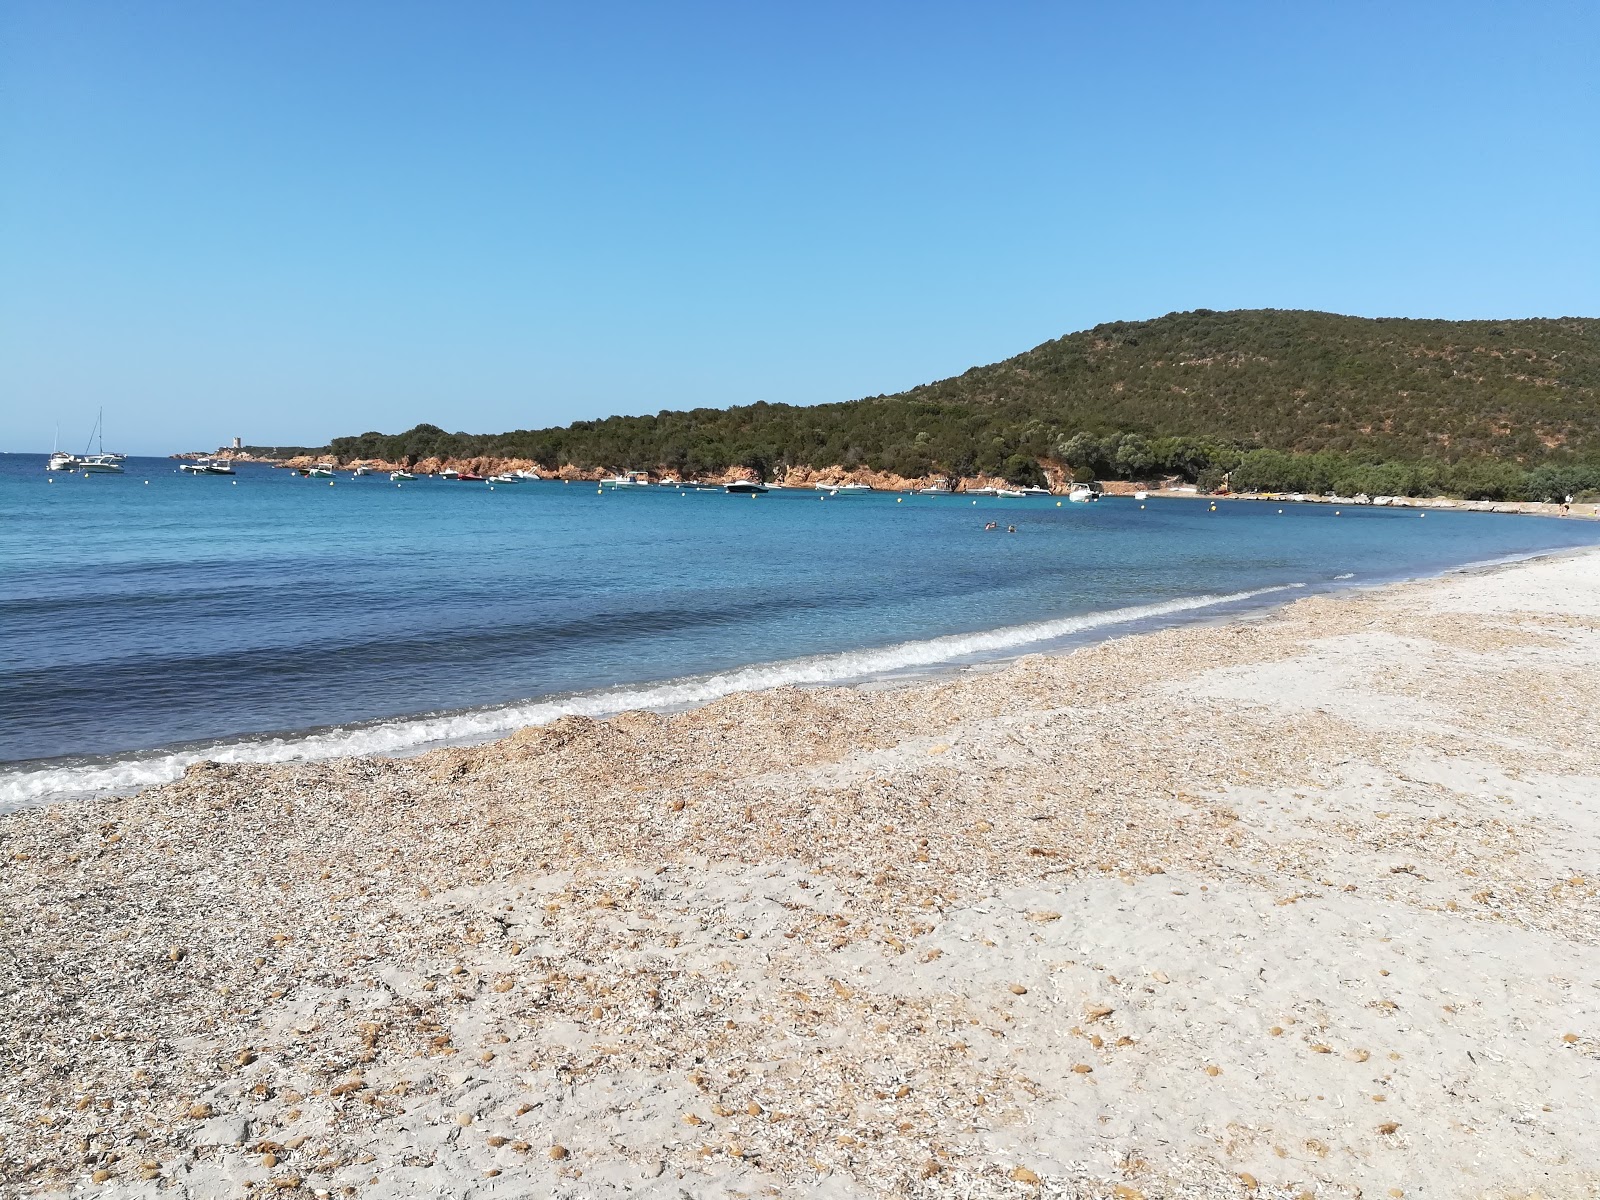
[330,309,1600,499]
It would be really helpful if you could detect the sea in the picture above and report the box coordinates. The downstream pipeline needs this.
[4,452,1598,810]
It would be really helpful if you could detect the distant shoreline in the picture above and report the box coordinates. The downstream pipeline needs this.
[162,448,1600,520]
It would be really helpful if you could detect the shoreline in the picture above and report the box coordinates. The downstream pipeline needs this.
[158,451,1600,520]
[3,550,1599,1197]
[6,544,1596,812]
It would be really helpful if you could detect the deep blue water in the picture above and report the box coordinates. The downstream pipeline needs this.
[4,452,1598,805]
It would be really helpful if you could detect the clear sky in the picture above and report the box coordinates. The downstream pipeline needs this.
[3,1,1596,455]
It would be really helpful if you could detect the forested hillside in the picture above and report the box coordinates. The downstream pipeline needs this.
[329,310,1600,499]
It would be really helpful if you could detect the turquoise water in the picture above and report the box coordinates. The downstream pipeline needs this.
[4,452,1598,806]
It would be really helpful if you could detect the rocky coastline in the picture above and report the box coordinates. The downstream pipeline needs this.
[167,448,1600,517]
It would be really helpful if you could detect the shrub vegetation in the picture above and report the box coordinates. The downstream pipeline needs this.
[329,309,1600,500]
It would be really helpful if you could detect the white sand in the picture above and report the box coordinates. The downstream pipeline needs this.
[2,551,1597,1198]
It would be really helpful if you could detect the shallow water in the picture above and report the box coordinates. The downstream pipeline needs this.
[4,453,1597,805]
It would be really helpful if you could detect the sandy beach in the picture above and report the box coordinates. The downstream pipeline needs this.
[3,550,1597,1199]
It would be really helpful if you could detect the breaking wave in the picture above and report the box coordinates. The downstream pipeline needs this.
[0,584,1296,809]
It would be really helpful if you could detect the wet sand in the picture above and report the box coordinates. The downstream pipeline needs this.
[3,550,1598,1199]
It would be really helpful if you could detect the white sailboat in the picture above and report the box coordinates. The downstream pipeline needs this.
[58,410,124,473]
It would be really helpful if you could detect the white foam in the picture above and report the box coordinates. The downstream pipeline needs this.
[0,585,1294,809]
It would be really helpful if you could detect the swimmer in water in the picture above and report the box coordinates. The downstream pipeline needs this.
[984,521,998,530]
[1006,524,1016,533]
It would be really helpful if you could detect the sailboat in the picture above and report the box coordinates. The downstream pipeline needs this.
[76,410,125,473]
[47,425,77,472]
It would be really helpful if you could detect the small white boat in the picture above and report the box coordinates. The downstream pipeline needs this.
[307,464,335,478]
[916,486,951,494]
[996,488,1025,498]
[180,459,235,475]
[966,486,999,497]
[1067,485,1099,503]
[1019,486,1051,496]
[60,411,124,473]
[725,480,768,494]
[601,470,652,488]
[351,464,377,476]
[512,469,542,481]
[488,473,520,484]
[438,468,461,480]
[390,470,416,482]
[1133,490,1149,501]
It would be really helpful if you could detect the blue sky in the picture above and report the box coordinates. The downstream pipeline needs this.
[3,1,1596,455]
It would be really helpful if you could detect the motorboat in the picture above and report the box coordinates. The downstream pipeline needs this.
[458,471,486,482]
[601,470,652,488]
[725,480,768,494]
[1019,486,1051,496]
[351,464,377,476]
[512,469,542,481]
[1067,485,1100,503]
[1133,490,1149,501]
[439,468,461,480]
[390,470,416,482]
[307,464,335,478]
[48,451,80,472]
[966,486,999,497]
[488,473,520,484]
[79,454,125,474]
[813,481,871,492]
[180,459,235,475]
[996,488,1025,498]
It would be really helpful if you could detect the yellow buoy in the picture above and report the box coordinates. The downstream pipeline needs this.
[1056,501,1062,507]
[897,497,903,503]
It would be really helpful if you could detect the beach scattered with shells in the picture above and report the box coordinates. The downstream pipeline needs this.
[3,550,1598,1199]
